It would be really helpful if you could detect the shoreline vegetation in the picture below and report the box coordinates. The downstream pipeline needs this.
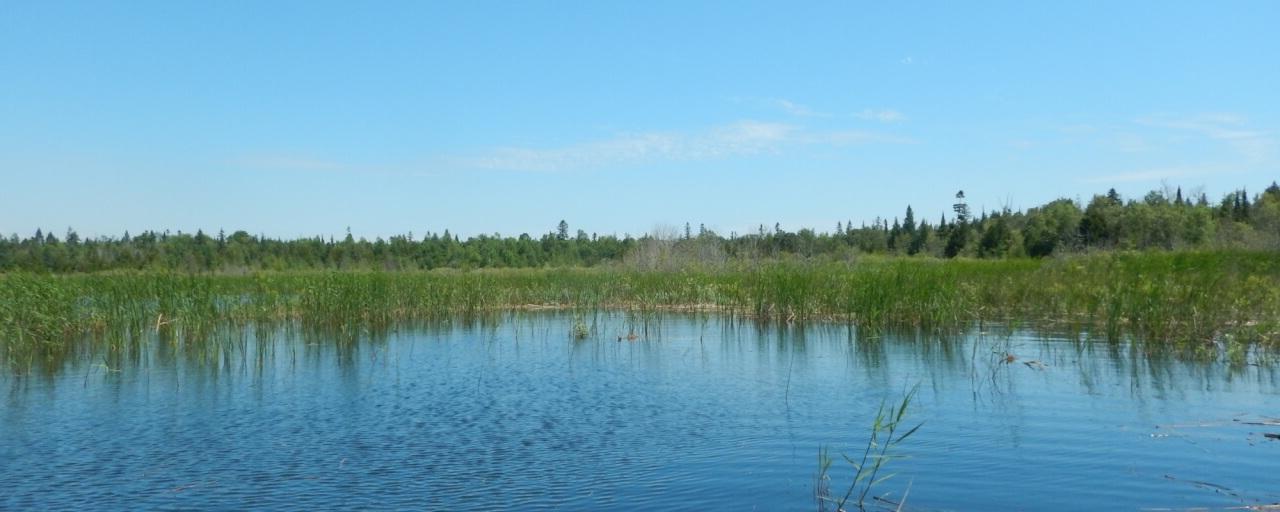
[3,251,1279,370]
[4,183,1280,370]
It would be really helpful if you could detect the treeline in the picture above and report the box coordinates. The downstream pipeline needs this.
[0,225,634,273]
[723,182,1280,261]
[3,182,1279,273]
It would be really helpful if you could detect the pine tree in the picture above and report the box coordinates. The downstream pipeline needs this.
[952,191,970,225]
[1240,188,1251,220]
[944,225,967,258]
[908,220,928,256]
[945,192,971,258]
[557,220,569,240]
[888,218,901,251]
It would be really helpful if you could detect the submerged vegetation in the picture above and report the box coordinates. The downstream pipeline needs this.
[2,250,1279,370]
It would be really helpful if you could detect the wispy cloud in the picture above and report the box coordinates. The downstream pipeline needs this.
[237,155,347,172]
[239,118,916,175]
[771,99,824,117]
[1081,167,1197,184]
[730,96,828,117]
[1136,114,1277,161]
[1057,113,1277,185]
[1108,132,1153,153]
[233,154,443,178]
[1080,163,1247,185]
[854,109,906,123]
[814,130,913,145]
[458,121,790,172]
[455,120,910,172]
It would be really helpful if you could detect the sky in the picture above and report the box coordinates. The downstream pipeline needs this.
[2,1,1278,240]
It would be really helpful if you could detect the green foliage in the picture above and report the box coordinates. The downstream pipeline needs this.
[5,182,1280,274]
[816,386,922,512]
[571,316,590,340]
[0,227,637,273]
[1080,191,1124,247]
[978,212,1022,258]
[943,222,968,258]
[1023,199,1083,257]
[4,251,1279,371]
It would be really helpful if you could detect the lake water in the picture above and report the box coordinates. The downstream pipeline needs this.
[3,313,1278,510]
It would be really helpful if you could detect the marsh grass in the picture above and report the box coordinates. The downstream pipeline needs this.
[2,251,1279,370]
[571,316,590,340]
[816,386,922,512]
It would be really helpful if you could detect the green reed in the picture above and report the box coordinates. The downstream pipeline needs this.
[3,250,1279,369]
[816,386,922,512]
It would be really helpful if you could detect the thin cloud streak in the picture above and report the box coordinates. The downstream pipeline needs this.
[1136,114,1277,161]
[1061,113,1278,186]
[234,155,443,178]
[729,96,829,117]
[855,109,907,123]
[237,155,347,172]
[771,99,825,117]
[1080,164,1249,185]
[455,120,912,172]
[1081,168,1196,184]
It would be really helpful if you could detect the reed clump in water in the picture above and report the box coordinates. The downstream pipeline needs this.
[2,251,1278,368]
[816,386,922,512]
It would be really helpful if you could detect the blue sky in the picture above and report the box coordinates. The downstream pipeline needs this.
[2,1,1277,239]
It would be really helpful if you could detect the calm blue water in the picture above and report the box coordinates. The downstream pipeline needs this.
[3,313,1279,510]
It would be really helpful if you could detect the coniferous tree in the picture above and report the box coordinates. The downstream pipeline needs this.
[908,221,928,255]
[945,191,970,258]
[888,218,901,251]
[952,191,970,224]
[1081,193,1122,247]
[556,220,570,241]
[1241,188,1251,221]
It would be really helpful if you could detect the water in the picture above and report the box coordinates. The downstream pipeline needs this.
[3,313,1279,510]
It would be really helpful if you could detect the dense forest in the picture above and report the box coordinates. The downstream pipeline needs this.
[3,182,1279,273]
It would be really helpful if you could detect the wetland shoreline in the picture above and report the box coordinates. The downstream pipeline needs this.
[3,250,1279,369]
